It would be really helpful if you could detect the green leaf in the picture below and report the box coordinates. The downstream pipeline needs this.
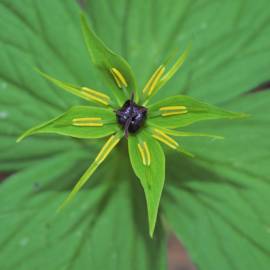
[84,1,270,269]
[0,152,166,270]
[128,131,165,237]
[17,106,119,141]
[162,91,270,270]
[0,0,94,171]
[2,0,270,269]
[85,1,270,104]
[80,14,137,105]
[147,95,246,129]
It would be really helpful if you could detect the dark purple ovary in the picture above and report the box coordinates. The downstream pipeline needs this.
[116,100,147,136]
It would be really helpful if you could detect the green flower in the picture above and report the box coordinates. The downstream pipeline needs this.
[17,14,245,237]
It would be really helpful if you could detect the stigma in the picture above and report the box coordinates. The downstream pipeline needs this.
[116,93,147,137]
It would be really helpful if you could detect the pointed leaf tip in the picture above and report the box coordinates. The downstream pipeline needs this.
[128,132,165,237]
[80,12,137,104]
[144,44,192,102]
[58,132,122,210]
[16,135,23,143]
[148,95,248,129]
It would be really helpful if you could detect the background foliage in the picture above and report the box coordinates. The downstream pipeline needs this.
[0,0,270,269]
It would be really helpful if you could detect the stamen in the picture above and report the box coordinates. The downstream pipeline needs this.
[72,117,103,127]
[95,135,120,165]
[159,106,187,111]
[57,134,121,211]
[73,117,102,121]
[137,142,151,166]
[159,105,188,117]
[153,129,179,148]
[111,72,121,88]
[138,143,147,165]
[161,110,188,117]
[111,68,128,88]
[143,65,165,96]
[81,87,110,99]
[143,142,151,166]
[81,87,110,106]
[72,123,103,127]
[152,134,177,149]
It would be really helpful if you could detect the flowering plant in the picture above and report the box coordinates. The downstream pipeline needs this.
[18,14,244,236]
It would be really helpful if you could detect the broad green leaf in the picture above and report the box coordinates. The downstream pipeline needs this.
[128,131,165,237]
[162,91,270,270]
[80,14,137,105]
[0,0,96,171]
[147,95,245,129]
[0,152,166,270]
[1,0,270,270]
[0,136,80,171]
[85,1,270,104]
[17,106,119,141]
[0,2,167,270]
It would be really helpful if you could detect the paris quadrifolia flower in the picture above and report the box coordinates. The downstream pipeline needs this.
[17,14,246,237]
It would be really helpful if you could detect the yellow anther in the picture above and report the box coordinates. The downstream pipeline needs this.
[72,117,103,127]
[111,68,128,88]
[143,65,165,96]
[81,88,110,106]
[138,143,147,165]
[143,142,151,166]
[111,72,121,88]
[161,110,188,117]
[73,117,102,121]
[95,135,120,165]
[72,123,103,127]
[159,105,188,117]
[148,66,165,96]
[153,129,179,148]
[137,141,151,166]
[57,133,121,211]
[152,134,177,149]
[159,106,187,111]
[81,87,110,100]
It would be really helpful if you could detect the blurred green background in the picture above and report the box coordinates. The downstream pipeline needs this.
[0,1,270,269]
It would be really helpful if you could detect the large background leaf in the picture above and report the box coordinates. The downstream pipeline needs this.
[0,151,166,270]
[162,91,270,270]
[0,0,166,269]
[84,0,270,103]
[1,0,270,269]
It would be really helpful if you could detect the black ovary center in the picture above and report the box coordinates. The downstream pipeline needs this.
[116,100,147,136]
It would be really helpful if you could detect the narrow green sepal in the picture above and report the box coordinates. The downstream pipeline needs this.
[35,69,114,107]
[58,131,123,211]
[143,44,191,104]
[80,13,138,104]
[156,44,192,92]
[17,106,119,142]
[148,125,224,140]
